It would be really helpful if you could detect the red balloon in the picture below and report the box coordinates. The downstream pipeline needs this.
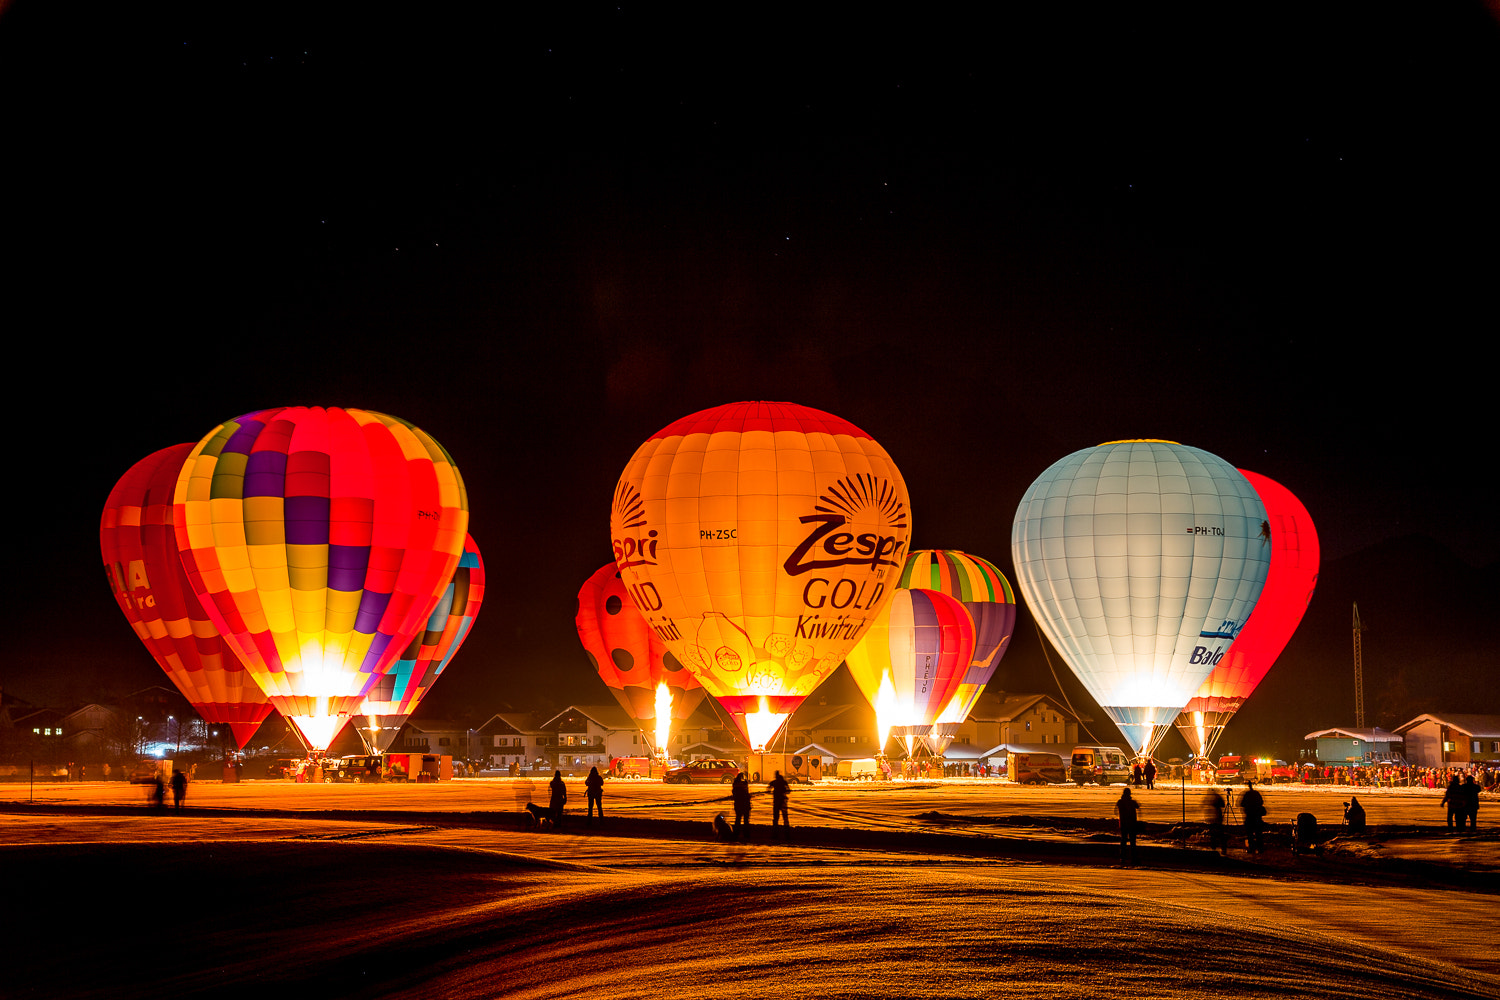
[1176,470,1320,757]
[576,562,705,751]
[101,444,273,748]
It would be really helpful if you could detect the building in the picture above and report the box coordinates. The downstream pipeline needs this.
[1303,726,1404,765]
[1393,714,1500,768]
[958,691,1086,750]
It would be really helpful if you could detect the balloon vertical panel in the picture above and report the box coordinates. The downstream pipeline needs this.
[1176,470,1319,756]
[844,588,974,728]
[174,406,468,751]
[611,402,910,749]
[1011,440,1270,753]
[100,444,272,748]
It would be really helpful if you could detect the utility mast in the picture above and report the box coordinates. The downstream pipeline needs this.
[1352,602,1365,728]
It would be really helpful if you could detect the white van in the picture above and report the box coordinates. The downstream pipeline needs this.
[835,758,879,781]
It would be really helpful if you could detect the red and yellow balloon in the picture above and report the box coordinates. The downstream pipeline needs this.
[173,407,468,751]
[610,401,911,750]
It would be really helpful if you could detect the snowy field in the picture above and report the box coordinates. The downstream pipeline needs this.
[4,779,1498,998]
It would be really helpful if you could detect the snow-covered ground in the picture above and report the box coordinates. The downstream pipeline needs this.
[4,781,1497,998]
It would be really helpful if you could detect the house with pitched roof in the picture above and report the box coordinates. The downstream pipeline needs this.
[1394,714,1500,768]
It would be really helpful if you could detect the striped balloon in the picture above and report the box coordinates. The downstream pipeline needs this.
[843,588,974,753]
[173,407,468,751]
[898,550,1017,725]
[101,444,272,749]
[355,532,486,752]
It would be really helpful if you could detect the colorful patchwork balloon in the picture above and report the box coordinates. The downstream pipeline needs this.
[355,532,486,752]
[101,443,272,748]
[1175,471,1319,758]
[575,562,706,756]
[611,401,911,750]
[173,407,469,751]
[1012,440,1270,756]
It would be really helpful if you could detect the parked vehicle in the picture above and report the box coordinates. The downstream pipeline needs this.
[1270,760,1296,783]
[326,755,383,783]
[1069,746,1132,786]
[746,752,820,784]
[835,758,880,781]
[663,758,742,784]
[1214,754,1259,785]
[1010,751,1067,785]
[264,758,302,780]
[610,756,663,779]
[129,759,166,784]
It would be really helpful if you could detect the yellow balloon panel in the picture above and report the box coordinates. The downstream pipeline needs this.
[612,402,911,717]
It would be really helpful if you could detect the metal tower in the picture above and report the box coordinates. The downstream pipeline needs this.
[1352,602,1365,728]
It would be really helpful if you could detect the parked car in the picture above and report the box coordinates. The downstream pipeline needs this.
[1270,760,1296,783]
[1069,746,1132,786]
[129,760,164,784]
[326,755,383,783]
[264,758,302,780]
[663,759,742,784]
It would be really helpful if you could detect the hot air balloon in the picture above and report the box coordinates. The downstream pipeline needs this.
[611,401,911,751]
[1011,440,1270,757]
[897,549,1017,755]
[843,588,974,756]
[576,562,707,758]
[354,532,486,752]
[1175,471,1319,758]
[101,444,273,748]
[174,407,469,752]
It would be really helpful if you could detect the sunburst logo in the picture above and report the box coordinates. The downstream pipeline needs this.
[611,481,657,569]
[814,473,908,530]
[783,474,909,577]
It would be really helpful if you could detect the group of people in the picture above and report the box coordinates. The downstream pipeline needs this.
[1441,774,1483,828]
[144,768,189,811]
[539,766,794,838]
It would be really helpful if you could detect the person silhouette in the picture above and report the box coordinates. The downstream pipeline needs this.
[769,771,791,836]
[1115,786,1140,862]
[549,770,567,828]
[1240,780,1267,853]
[731,772,752,836]
[170,769,187,810]
[585,766,604,826]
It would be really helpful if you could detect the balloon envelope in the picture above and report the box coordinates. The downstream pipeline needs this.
[356,532,486,752]
[101,444,272,748]
[1011,440,1270,755]
[843,588,974,754]
[897,550,1017,726]
[174,407,469,751]
[1176,470,1319,757]
[610,401,911,750]
[575,562,707,754]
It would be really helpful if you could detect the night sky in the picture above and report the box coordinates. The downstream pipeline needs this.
[5,5,1497,750]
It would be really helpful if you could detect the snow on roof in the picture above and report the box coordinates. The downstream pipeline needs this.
[1393,713,1500,739]
[1303,726,1402,743]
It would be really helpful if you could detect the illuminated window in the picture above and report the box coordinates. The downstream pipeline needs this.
[33,727,39,734]
[1025,721,1031,732]
[1473,741,1482,754]
[1443,741,1456,752]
